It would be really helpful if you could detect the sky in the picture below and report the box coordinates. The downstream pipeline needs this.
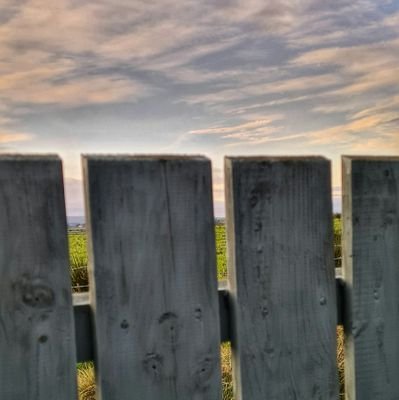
[1,0,398,216]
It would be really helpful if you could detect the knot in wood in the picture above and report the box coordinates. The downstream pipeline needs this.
[143,353,163,381]
[120,319,129,329]
[194,307,202,320]
[193,355,215,390]
[158,312,179,345]
[19,278,55,309]
[38,335,48,343]
[261,306,269,317]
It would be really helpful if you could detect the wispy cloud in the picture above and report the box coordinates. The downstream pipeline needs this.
[0,131,33,144]
[188,114,312,146]
[64,177,84,216]
[189,115,282,143]
[190,116,282,136]
[0,0,398,164]
[2,0,396,112]
[303,112,399,154]
[291,36,399,97]
[0,72,145,106]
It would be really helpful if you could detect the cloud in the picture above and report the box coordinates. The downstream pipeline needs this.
[332,186,342,198]
[212,167,224,202]
[311,103,357,115]
[64,177,84,216]
[188,114,313,146]
[303,111,399,155]
[0,0,398,167]
[0,116,14,125]
[2,0,393,115]
[349,96,399,121]
[291,36,399,97]
[0,131,33,144]
[183,72,342,107]
[284,1,396,48]
[212,167,225,217]
[0,0,155,111]
[190,116,282,136]
[0,57,145,112]
[189,115,286,144]
[348,133,399,153]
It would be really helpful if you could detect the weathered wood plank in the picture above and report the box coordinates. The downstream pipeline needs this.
[0,155,77,399]
[225,156,338,400]
[83,155,221,400]
[342,156,399,400]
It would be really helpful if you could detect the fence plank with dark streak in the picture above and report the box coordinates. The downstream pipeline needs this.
[83,155,221,400]
[225,157,338,400]
[0,155,77,400]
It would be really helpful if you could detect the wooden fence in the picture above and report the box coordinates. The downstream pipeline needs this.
[0,154,398,400]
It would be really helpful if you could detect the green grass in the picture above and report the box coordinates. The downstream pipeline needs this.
[69,233,89,292]
[215,224,227,280]
[77,363,95,400]
[71,218,343,399]
[333,215,342,269]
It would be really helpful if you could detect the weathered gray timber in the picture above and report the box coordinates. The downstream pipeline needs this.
[342,157,399,400]
[0,155,77,400]
[83,156,221,400]
[225,157,338,400]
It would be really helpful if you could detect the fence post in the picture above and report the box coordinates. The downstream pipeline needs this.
[342,156,399,399]
[0,155,77,399]
[83,155,221,400]
[225,156,338,399]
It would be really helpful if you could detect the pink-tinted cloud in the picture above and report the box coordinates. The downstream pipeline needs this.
[0,131,33,144]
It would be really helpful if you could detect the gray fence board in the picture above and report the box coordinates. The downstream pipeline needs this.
[225,156,338,400]
[342,156,399,400]
[83,155,221,400]
[0,155,77,400]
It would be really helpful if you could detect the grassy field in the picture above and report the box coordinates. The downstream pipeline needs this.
[69,233,89,292]
[72,218,343,399]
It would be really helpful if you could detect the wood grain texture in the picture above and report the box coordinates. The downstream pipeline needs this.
[342,157,399,400]
[225,156,338,400]
[0,155,77,400]
[83,155,221,400]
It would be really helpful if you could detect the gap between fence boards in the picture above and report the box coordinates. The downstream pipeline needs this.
[73,270,345,364]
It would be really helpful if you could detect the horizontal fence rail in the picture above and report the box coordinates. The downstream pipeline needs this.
[0,154,398,400]
[73,276,346,363]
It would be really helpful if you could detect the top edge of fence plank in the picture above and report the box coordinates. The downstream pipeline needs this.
[0,154,60,161]
[225,155,329,162]
[82,154,209,162]
[342,155,399,161]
